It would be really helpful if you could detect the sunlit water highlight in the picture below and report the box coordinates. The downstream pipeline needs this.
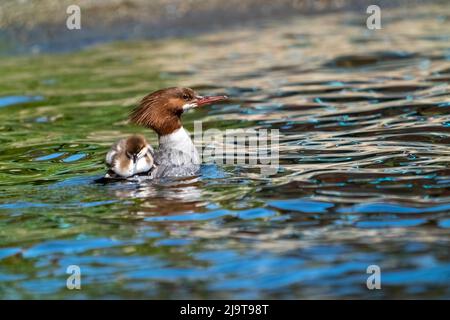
[0,5,449,298]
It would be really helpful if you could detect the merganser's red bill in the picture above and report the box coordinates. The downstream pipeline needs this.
[196,95,228,106]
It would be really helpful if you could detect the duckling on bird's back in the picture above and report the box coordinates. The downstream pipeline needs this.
[105,134,155,178]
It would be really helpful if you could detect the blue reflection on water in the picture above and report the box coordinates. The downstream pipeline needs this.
[268,199,334,213]
[339,202,450,214]
[0,96,43,108]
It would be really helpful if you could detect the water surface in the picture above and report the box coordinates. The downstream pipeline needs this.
[0,5,449,298]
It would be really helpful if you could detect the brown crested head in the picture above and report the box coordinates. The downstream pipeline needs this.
[130,87,227,136]
[125,134,146,155]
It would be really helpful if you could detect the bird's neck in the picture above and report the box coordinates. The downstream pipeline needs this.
[157,127,200,164]
[159,126,193,149]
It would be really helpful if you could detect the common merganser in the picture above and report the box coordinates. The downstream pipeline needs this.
[129,87,227,178]
[105,134,155,178]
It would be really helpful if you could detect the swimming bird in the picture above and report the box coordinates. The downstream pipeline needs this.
[105,134,155,178]
[129,87,227,178]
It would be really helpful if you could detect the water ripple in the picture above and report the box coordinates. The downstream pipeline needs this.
[0,4,449,299]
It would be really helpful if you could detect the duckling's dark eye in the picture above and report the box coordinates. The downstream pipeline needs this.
[182,94,190,101]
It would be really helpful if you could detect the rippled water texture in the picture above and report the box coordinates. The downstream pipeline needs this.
[0,5,450,298]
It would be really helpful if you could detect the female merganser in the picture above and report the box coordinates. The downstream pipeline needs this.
[105,134,155,178]
[129,87,227,178]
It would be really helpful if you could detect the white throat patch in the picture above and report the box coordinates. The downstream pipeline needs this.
[182,102,198,111]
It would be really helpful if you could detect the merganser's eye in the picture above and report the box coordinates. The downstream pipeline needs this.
[182,94,190,101]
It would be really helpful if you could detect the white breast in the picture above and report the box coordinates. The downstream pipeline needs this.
[158,127,200,164]
[154,127,201,177]
[134,154,153,174]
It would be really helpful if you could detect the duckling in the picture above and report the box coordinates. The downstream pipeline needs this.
[105,134,155,178]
